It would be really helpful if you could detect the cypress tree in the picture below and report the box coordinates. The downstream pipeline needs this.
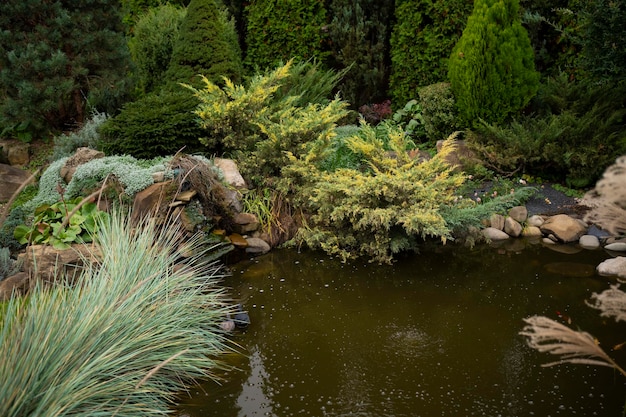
[0,0,132,137]
[327,0,394,108]
[165,0,243,87]
[390,0,473,107]
[448,0,540,125]
[244,0,328,70]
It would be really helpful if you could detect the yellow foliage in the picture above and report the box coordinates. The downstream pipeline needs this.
[279,122,466,263]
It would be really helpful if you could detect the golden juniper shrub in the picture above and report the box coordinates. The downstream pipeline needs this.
[280,122,466,264]
[184,60,349,184]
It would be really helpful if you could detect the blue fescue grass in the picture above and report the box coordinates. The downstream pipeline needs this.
[0,211,235,416]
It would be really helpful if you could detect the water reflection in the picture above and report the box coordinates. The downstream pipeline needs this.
[178,245,626,416]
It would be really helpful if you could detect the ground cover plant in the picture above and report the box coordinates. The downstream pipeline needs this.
[0,211,234,416]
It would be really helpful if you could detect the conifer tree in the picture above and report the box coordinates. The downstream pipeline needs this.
[327,0,394,108]
[244,0,328,70]
[448,0,539,125]
[102,0,243,158]
[165,0,243,87]
[0,0,132,137]
[390,0,473,107]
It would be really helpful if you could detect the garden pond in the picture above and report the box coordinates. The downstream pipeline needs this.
[177,242,626,416]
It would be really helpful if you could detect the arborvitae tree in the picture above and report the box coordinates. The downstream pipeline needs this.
[165,0,243,87]
[0,0,133,137]
[244,0,328,70]
[120,0,189,30]
[448,0,540,125]
[128,4,187,95]
[390,0,473,107]
[327,0,394,108]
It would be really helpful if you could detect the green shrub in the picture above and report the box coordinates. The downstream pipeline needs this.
[279,123,466,264]
[0,247,21,281]
[50,111,108,161]
[470,76,626,186]
[100,89,207,158]
[0,207,27,251]
[185,61,350,185]
[0,0,132,138]
[128,3,186,94]
[418,82,462,141]
[244,0,328,70]
[0,211,233,416]
[389,0,473,106]
[165,0,242,86]
[384,99,427,145]
[448,0,540,125]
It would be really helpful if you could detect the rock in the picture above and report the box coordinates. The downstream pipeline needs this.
[228,233,248,248]
[482,227,510,241]
[0,141,30,166]
[131,181,174,223]
[527,215,545,227]
[490,214,505,231]
[0,163,32,203]
[545,262,596,278]
[175,190,197,202]
[222,187,243,213]
[60,147,105,183]
[597,257,626,278]
[14,244,101,293]
[0,272,30,301]
[214,158,246,189]
[522,226,542,237]
[219,320,236,332]
[508,206,528,223]
[233,212,260,234]
[540,214,588,243]
[245,237,271,255]
[587,224,611,240]
[579,235,600,249]
[233,304,251,328]
[604,242,626,252]
[504,217,523,237]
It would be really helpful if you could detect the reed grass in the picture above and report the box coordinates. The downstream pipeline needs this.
[0,210,235,416]
[520,315,626,377]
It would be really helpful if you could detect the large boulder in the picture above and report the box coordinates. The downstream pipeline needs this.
[0,163,32,203]
[214,158,246,189]
[540,214,588,243]
[482,227,510,241]
[0,141,30,166]
[60,147,105,183]
[504,217,523,237]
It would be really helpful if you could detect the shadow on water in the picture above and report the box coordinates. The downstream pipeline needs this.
[177,243,626,417]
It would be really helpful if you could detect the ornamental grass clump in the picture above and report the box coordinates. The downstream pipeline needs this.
[0,211,234,417]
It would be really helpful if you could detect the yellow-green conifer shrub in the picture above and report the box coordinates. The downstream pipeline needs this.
[185,61,350,185]
[280,123,466,264]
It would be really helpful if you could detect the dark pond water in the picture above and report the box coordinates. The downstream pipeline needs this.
[177,242,626,416]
